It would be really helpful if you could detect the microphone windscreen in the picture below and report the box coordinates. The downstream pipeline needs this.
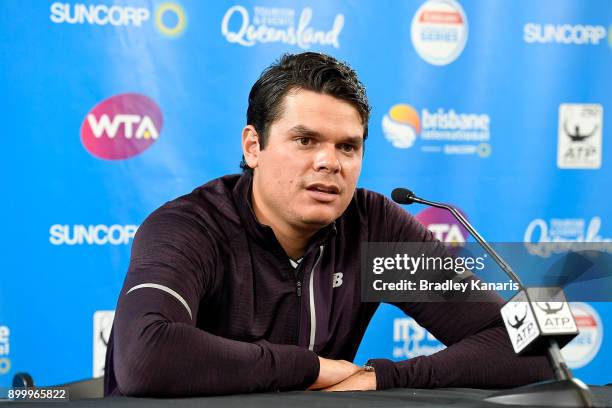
[391,188,414,204]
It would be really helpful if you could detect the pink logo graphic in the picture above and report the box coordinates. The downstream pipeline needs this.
[415,206,469,244]
[81,93,163,160]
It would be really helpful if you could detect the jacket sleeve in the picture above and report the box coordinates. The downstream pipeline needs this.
[110,205,319,397]
[367,196,553,389]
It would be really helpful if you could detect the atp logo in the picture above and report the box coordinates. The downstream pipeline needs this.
[506,303,528,330]
[557,103,603,169]
[81,93,163,160]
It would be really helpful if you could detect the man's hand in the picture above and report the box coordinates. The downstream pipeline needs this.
[307,357,361,390]
[321,370,376,392]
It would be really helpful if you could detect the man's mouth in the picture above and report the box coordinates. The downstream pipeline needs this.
[305,183,340,195]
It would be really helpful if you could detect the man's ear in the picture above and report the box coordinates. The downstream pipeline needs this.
[242,125,260,169]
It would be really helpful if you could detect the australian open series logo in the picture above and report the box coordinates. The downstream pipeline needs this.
[382,103,491,158]
[81,93,163,160]
[557,103,603,169]
[221,5,344,49]
[561,303,603,369]
[411,0,468,65]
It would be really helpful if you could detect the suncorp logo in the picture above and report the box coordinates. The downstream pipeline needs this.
[382,103,491,157]
[49,224,138,246]
[411,0,468,65]
[221,5,344,49]
[416,206,469,244]
[81,93,163,160]
[50,2,187,37]
[524,23,607,45]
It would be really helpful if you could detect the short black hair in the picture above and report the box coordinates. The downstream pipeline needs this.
[240,52,370,172]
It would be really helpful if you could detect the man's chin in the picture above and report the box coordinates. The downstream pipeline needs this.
[298,212,338,229]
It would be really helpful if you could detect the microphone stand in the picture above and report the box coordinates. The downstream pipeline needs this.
[401,193,594,407]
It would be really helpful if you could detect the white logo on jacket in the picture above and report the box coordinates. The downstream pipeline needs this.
[332,272,343,288]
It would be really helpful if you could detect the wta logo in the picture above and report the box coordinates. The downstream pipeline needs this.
[81,94,163,160]
[416,206,469,244]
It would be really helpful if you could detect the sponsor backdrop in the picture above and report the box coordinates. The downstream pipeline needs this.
[1,0,610,387]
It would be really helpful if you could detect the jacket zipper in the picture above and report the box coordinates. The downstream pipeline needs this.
[295,280,302,344]
[295,246,325,349]
[308,246,324,351]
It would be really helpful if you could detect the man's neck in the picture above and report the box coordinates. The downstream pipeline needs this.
[251,192,318,260]
[267,223,313,260]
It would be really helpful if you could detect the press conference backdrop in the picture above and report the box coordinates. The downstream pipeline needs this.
[1,0,610,387]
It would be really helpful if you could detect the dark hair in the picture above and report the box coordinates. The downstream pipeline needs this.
[240,52,371,172]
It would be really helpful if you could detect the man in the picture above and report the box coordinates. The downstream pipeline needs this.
[104,52,551,397]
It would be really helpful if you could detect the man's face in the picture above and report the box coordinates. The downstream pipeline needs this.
[245,89,364,232]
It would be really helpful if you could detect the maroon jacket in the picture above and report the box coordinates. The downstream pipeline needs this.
[104,173,551,396]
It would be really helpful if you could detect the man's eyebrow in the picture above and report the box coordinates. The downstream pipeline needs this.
[288,125,363,145]
[288,125,321,137]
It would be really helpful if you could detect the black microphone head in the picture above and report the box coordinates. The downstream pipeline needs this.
[391,188,415,205]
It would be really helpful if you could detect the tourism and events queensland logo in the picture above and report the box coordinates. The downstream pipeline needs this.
[221,5,344,49]
[411,0,468,65]
[382,103,491,158]
[81,93,163,160]
[523,217,612,257]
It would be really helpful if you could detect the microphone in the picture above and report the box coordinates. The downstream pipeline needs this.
[391,188,415,205]
[392,187,593,407]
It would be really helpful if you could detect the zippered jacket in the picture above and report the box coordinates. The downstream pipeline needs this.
[104,173,551,396]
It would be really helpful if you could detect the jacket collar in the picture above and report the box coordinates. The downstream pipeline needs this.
[232,172,337,258]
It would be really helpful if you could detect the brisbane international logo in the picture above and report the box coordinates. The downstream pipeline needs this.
[81,93,163,160]
[382,104,421,148]
[382,103,491,157]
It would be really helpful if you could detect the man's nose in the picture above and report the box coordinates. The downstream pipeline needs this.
[314,145,341,173]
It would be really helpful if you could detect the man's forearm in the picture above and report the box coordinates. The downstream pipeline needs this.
[113,292,319,396]
[368,325,553,390]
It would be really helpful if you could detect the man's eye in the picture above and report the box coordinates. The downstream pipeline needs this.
[339,144,356,153]
[297,137,311,146]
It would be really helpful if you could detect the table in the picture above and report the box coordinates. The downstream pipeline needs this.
[2,386,611,408]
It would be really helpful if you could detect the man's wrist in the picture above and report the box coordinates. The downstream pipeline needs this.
[362,363,375,372]
[364,359,396,390]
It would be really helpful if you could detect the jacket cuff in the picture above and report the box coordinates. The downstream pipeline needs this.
[367,358,397,390]
[269,344,320,391]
